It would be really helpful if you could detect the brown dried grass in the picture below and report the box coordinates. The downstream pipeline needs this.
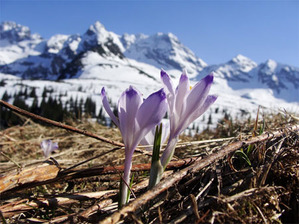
[0,111,298,223]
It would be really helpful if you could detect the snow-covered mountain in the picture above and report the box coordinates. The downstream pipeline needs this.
[0,22,43,65]
[197,54,257,82]
[196,55,299,102]
[0,21,206,81]
[0,21,298,132]
[121,32,207,77]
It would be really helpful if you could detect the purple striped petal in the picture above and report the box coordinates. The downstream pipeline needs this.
[175,73,189,119]
[135,89,167,145]
[140,120,170,150]
[101,87,119,127]
[182,95,218,132]
[184,74,214,119]
[161,70,174,95]
[118,86,143,149]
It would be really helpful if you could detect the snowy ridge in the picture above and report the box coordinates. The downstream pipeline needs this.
[122,32,207,78]
[197,54,257,82]
[196,55,299,103]
[0,21,33,43]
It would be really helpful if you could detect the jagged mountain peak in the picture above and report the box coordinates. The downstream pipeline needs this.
[46,34,69,54]
[0,21,41,43]
[256,59,299,96]
[198,54,257,82]
[122,31,207,77]
[81,21,125,52]
[121,33,147,49]
[85,21,107,37]
[262,59,278,72]
[230,54,257,66]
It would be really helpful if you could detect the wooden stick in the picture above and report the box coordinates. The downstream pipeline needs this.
[0,100,124,147]
[0,171,173,219]
[0,160,60,193]
[100,124,299,224]
[0,100,153,156]
[0,191,117,218]
[0,157,200,194]
[78,199,113,220]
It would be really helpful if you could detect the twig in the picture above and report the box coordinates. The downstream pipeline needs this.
[217,186,282,204]
[0,151,21,169]
[0,191,117,218]
[170,177,214,223]
[0,157,199,195]
[0,100,124,147]
[100,124,299,224]
[61,147,121,173]
[78,199,113,220]
[0,160,60,193]
[252,201,268,224]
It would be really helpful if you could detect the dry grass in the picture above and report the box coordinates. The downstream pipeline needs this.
[0,111,298,223]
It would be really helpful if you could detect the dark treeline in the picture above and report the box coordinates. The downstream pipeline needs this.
[1,86,236,134]
[0,87,106,129]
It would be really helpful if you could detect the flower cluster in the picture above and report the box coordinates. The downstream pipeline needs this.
[101,86,167,206]
[101,70,217,207]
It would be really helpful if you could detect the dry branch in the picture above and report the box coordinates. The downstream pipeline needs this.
[78,199,114,220]
[0,160,60,193]
[0,100,124,147]
[0,171,173,219]
[218,186,282,204]
[101,124,299,224]
[0,157,199,195]
[0,100,153,157]
[0,190,117,218]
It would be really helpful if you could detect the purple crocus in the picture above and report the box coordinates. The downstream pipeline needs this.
[41,140,58,158]
[160,70,217,168]
[140,120,170,150]
[101,85,167,206]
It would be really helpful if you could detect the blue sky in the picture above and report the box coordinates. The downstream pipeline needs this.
[1,0,299,67]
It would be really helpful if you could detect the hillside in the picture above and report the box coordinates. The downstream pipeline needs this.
[0,21,298,132]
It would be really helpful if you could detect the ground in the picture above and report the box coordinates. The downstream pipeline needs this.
[0,112,298,223]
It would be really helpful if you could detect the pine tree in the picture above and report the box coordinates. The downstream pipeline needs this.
[23,87,28,98]
[42,87,47,98]
[29,88,37,98]
[208,114,212,125]
[2,91,10,101]
[30,97,40,114]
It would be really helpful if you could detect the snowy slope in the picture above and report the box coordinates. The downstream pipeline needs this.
[0,21,208,81]
[0,21,44,65]
[197,54,257,82]
[0,21,298,133]
[121,32,207,78]
[196,55,299,103]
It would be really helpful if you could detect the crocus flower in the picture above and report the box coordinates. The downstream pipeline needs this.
[101,86,167,206]
[160,70,217,168]
[140,120,170,150]
[41,140,58,158]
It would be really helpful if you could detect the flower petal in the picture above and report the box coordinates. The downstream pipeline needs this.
[140,120,170,150]
[174,73,189,123]
[135,89,167,145]
[41,140,58,158]
[101,87,119,127]
[118,86,143,149]
[161,70,175,113]
[181,95,218,132]
[161,70,174,95]
[184,74,214,119]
